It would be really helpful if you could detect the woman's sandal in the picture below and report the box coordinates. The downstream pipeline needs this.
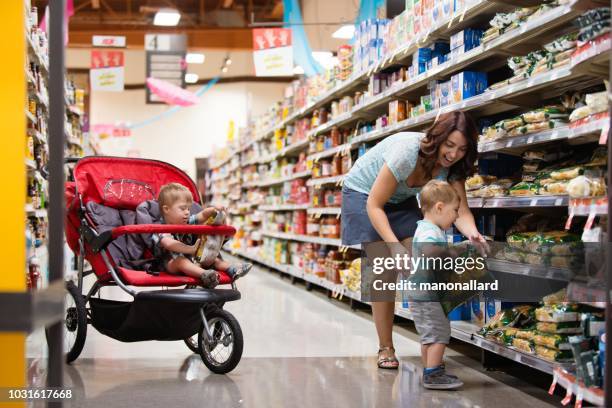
[377,346,400,369]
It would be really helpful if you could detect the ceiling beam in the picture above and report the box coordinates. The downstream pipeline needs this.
[68,27,254,49]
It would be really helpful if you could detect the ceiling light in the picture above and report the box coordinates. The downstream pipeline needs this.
[186,53,205,64]
[154,8,181,26]
[225,56,232,66]
[293,66,305,75]
[332,25,355,39]
[221,66,228,73]
[312,51,336,69]
[185,73,199,83]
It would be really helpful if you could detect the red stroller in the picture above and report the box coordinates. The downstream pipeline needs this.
[62,156,243,374]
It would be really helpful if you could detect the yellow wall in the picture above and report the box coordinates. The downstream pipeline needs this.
[0,2,27,404]
[0,0,26,292]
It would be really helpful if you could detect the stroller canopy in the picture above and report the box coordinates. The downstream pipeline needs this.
[73,157,201,209]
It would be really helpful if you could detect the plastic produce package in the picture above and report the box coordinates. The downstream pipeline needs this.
[536,321,583,334]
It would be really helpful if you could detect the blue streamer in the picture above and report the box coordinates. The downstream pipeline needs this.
[283,0,324,77]
[128,76,221,130]
[356,0,385,24]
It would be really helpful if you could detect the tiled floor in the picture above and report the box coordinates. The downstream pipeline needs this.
[31,260,560,407]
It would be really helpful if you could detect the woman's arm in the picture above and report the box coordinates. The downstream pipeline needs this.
[160,236,198,255]
[366,164,401,242]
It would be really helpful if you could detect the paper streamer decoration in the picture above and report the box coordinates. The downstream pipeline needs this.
[128,76,220,130]
[40,0,74,45]
[356,0,385,24]
[146,77,200,106]
[283,0,324,77]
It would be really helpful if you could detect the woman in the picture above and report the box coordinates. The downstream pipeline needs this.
[341,111,487,369]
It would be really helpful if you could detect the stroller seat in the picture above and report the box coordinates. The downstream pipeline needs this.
[117,267,233,287]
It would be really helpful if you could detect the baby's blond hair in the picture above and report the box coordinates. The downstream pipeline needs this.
[419,180,459,213]
[158,183,193,208]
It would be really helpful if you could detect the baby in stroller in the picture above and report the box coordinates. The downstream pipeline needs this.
[150,182,252,288]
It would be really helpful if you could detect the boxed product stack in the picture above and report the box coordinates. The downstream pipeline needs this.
[336,45,354,81]
[450,28,483,59]
[354,18,389,72]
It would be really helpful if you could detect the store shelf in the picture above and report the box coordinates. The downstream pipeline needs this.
[25,33,48,73]
[486,258,572,281]
[450,321,572,375]
[25,158,37,170]
[553,367,604,407]
[473,195,569,209]
[225,248,357,298]
[262,230,342,246]
[259,204,309,211]
[249,170,312,188]
[307,207,342,216]
[225,250,570,377]
[569,197,608,216]
[308,112,354,138]
[0,280,64,332]
[306,175,345,187]
[479,117,609,153]
[25,205,47,218]
[308,143,353,162]
[67,105,84,116]
[25,108,36,123]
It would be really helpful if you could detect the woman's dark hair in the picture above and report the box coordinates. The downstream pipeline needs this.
[419,111,478,181]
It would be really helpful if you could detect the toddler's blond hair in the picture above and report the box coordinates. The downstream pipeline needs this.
[419,180,459,213]
[158,183,193,208]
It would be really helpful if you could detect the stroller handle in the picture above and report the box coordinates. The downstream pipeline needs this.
[110,224,236,239]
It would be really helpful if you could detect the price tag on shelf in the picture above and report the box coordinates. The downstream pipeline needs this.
[575,388,583,408]
[505,140,514,148]
[584,212,595,231]
[599,122,609,144]
[527,136,534,144]
[565,212,574,230]
[529,198,538,207]
[555,198,563,206]
[561,388,573,406]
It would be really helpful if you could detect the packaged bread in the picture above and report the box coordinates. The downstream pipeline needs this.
[536,321,582,334]
[534,333,572,350]
[512,338,535,354]
[515,329,537,341]
[551,166,582,181]
[567,174,605,198]
[535,345,574,362]
[521,106,568,123]
[465,174,497,190]
[509,182,538,196]
[569,105,592,122]
[507,232,535,248]
[478,184,507,198]
[500,116,525,131]
[540,181,568,195]
[542,288,567,305]
[535,305,580,322]
[587,147,607,167]
[482,125,506,141]
[544,33,578,53]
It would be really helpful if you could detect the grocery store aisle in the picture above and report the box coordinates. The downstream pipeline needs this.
[61,259,557,407]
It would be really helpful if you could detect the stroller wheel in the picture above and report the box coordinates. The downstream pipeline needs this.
[63,281,88,363]
[198,308,243,374]
[184,334,201,354]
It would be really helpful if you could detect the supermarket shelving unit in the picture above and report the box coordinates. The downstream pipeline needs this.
[211,0,611,404]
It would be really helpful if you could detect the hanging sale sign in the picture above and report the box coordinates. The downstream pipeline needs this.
[90,50,125,91]
[252,28,293,77]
